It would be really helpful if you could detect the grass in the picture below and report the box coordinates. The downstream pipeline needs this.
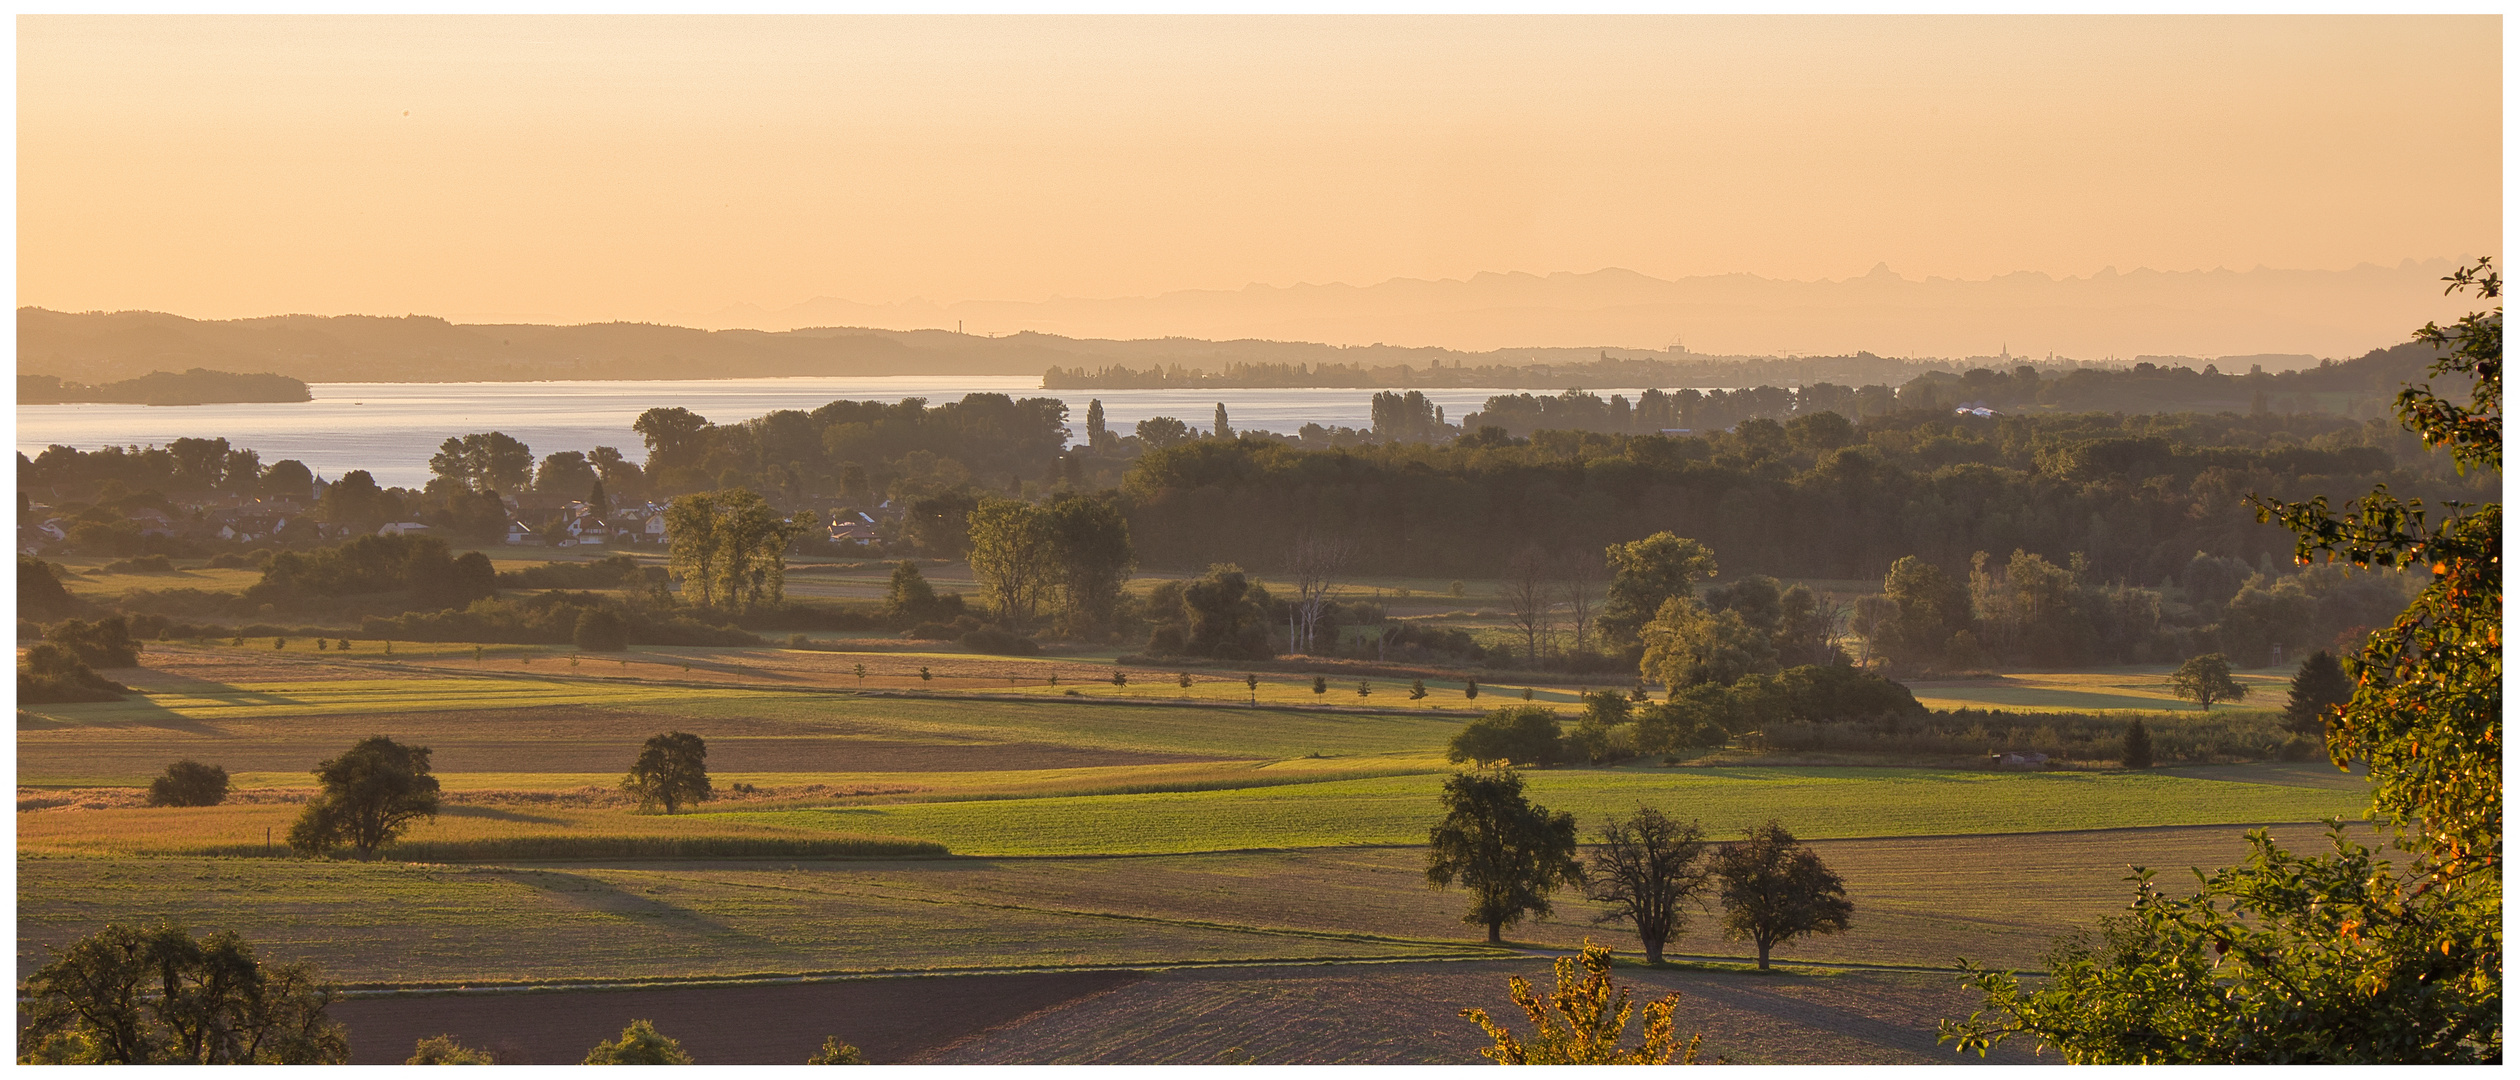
[16,854,1489,987]
[719,766,2371,857]
[17,801,947,860]
[17,822,2360,988]
[1904,667,2295,714]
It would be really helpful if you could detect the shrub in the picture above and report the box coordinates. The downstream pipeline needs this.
[1449,706,1565,767]
[807,1037,867,1065]
[44,615,142,667]
[573,609,630,652]
[582,1020,691,1065]
[959,625,1041,655]
[145,759,230,807]
[18,643,127,704]
[407,1035,494,1064]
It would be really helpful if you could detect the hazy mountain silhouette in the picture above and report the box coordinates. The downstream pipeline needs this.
[688,260,2472,363]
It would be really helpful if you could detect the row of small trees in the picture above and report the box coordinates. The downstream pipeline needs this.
[1425,769,1851,969]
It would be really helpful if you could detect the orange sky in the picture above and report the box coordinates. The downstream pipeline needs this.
[18,15,2502,337]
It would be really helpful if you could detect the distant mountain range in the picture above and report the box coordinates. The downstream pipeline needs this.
[683,259,2472,361]
[17,259,2468,386]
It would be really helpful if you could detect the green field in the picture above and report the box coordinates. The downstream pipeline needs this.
[19,642,2382,997]
[723,766,2367,856]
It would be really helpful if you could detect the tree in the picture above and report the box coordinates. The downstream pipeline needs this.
[1448,706,1564,767]
[1136,416,1192,448]
[1586,808,1711,963]
[1040,493,1134,635]
[1284,528,1354,655]
[146,759,229,807]
[426,432,533,494]
[623,732,712,814]
[1560,548,1607,651]
[1425,769,1582,943]
[1175,564,1275,659]
[408,1035,495,1064]
[582,1020,692,1065]
[45,614,141,667]
[316,469,393,530]
[966,498,1057,632]
[1943,828,2498,1064]
[1597,532,1718,645]
[2281,649,2354,737]
[286,736,441,859]
[260,458,315,501]
[665,488,794,613]
[1084,398,1109,447]
[1500,546,1556,663]
[573,608,629,652]
[1876,555,1973,669]
[632,407,712,478]
[1569,691,1631,763]
[883,560,944,621]
[1639,597,1777,689]
[1460,939,1701,1064]
[1709,820,1852,969]
[1213,402,1233,439]
[20,643,128,704]
[2165,653,2247,710]
[19,921,348,1064]
[534,449,597,497]
[1946,259,2503,1063]
[2121,719,2154,769]
[808,1036,867,1064]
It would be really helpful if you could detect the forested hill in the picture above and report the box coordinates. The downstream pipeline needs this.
[19,368,311,406]
[17,305,2388,391]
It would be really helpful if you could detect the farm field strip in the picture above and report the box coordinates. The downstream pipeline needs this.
[720,766,2370,857]
[15,856,1484,987]
[19,825,2350,990]
[1905,668,2293,714]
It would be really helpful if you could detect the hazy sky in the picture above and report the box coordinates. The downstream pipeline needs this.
[19,15,2502,328]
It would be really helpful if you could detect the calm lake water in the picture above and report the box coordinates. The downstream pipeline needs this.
[17,377,1678,489]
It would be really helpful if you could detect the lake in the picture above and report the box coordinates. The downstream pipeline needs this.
[16,377,1683,489]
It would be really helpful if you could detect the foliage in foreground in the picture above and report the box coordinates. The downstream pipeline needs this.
[1942,827,2499,1063]
[1461,938,1701,1064]
[583,1019,694,1064]
[408,1034,496,1064]
[808,1036,869,1064]
[1943,257,2504,1063]
[19,921,347,1064]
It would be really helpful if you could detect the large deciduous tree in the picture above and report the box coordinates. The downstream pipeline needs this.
[665,488,794,613]
[19,921,348,1064]
[1040,493,1134,636]
[1426,769,1583,943]
[1596,532,1719,646]
[426,431,534,495]
[1639,596,1777,690]
[1709,820,1852,970]
[286,736,441,859]
[1944,257,2503,1064]
[1586,808,1712,964]
[622,731,712,814]
[1447,705,1565,768]
[2165,653,2248,711]
[966,497,1057,632]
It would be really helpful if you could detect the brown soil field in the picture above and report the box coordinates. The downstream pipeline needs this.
[331,969,1146,1064]
[935,959,2045,1065]
[330,959,2042,1065]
